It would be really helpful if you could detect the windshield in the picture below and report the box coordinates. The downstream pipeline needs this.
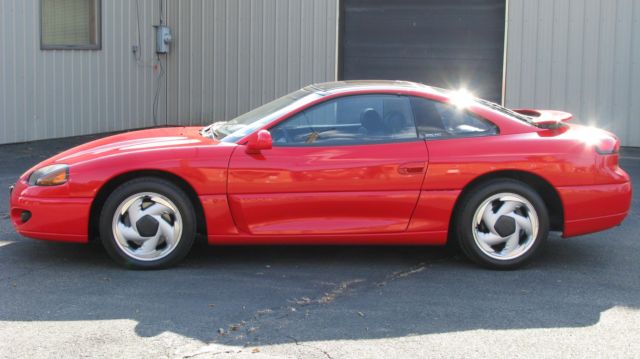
[201,88,317,143]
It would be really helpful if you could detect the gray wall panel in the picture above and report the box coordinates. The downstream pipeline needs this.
[0,0,167,144]
[165,0,338,127]
[506,0,640,146]
[0,0,336,144]
[0,0,166,143]
[6,0,635,148]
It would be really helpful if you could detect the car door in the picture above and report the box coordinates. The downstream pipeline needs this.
[227,93,429,235]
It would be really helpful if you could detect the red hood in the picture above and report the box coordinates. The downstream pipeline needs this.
[24,127,219,176]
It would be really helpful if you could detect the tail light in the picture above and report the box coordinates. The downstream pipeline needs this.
[595,136,620,155]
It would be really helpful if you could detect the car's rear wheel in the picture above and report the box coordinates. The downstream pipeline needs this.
[455,179,549,269]
[99,177,196,269]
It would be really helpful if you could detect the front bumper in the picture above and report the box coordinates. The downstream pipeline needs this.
[9,180,91,243]
[559,181,632,237]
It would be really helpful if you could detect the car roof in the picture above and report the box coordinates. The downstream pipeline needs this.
[306,80,450,98]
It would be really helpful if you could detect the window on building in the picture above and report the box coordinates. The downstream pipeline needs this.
[41,0,101,50]
[270,94,418,146]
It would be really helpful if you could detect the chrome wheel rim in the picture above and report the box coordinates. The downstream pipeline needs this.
[472,192,539,261]
[111,192,183,261]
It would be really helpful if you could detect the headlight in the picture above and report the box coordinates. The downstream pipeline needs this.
[28,164,69,186]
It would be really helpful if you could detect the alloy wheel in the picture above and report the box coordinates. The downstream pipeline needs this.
[471,192,539,261]
[111,192,183,261]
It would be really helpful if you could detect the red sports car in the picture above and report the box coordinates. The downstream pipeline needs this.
[9,81,631,269]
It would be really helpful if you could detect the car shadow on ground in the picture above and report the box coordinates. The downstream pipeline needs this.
[0,137,638,347]
[0,229,638,346]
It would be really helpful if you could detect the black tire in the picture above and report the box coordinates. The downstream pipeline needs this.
[99,177,196,269]
[454,179,549,270]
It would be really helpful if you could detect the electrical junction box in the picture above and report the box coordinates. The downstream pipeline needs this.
[155,25,172,54]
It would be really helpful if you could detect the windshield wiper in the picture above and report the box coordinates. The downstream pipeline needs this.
[200,122,228,140]
[199,124,215,139]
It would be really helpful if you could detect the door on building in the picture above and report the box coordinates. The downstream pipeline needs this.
[340,0,506,103]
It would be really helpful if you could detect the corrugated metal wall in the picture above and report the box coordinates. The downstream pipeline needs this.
[164,0,338,126]
[2,0,638,147]
[0,0,166,145]
[0,0,337,145]
[505,0,640,146]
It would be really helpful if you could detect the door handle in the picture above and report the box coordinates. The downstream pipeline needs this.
[398,162,426,175]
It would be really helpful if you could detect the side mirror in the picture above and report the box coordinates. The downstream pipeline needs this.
[246,129,272,154]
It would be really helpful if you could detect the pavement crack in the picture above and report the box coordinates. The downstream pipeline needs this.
[291,278,365,306]
[286,335,299,345]
[287,335,334,359]
[211,261,436,349]
[376,262,427,287]
[211,278,367,348]
[181,345,242,358]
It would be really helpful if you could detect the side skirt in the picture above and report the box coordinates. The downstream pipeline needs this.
[207,231,448,246]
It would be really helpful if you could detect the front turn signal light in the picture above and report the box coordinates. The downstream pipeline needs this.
[27,164,69,186]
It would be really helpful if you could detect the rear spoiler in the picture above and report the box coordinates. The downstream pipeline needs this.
[513,109,572,128]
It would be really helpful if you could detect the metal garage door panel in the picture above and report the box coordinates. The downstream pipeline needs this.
[341,0,506,103]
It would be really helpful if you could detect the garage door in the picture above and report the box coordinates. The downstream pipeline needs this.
[340,0,506,103]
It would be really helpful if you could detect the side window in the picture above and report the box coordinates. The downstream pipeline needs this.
[410,97,498,139]
[270,95,418,146]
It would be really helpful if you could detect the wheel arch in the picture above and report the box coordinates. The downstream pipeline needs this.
[450,170,564,235]
[88,170,207,242]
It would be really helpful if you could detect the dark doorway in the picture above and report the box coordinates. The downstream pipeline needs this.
[339,0,506,103]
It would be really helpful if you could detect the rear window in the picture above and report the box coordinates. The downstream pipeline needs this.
[475,99,536,126]
[411,97,498,139]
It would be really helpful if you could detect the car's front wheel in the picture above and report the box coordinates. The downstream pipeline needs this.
[99,177,196,269]
[455,179,549,269]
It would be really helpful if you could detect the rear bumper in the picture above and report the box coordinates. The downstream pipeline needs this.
[9,181,91,243]
[559,181,632,237]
